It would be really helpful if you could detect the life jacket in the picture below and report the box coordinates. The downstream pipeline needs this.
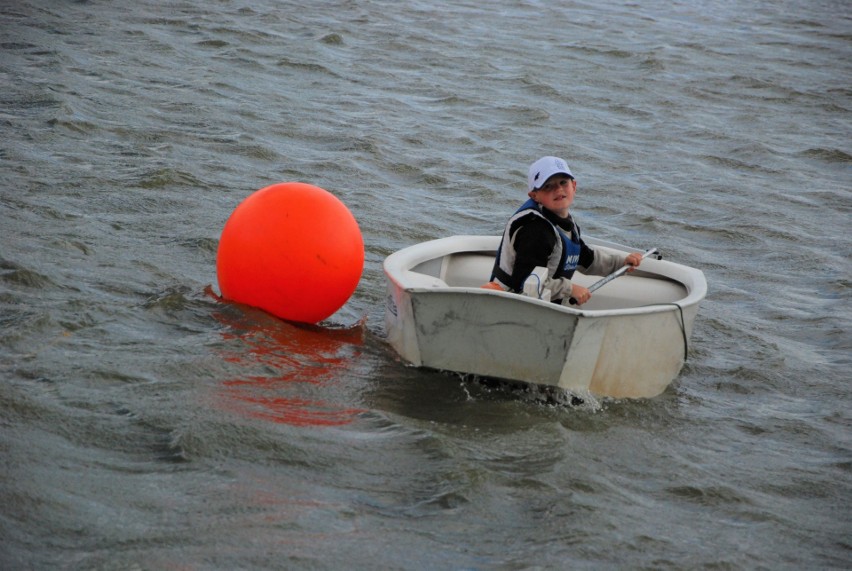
[491,199,582,290]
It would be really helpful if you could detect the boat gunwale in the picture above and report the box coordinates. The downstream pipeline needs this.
[383,235,707,318]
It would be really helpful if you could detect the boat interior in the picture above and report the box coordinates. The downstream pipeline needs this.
[409,250,689,310]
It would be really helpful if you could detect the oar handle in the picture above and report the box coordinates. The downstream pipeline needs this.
[568,248,660,305]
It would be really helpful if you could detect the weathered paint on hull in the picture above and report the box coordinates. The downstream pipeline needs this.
[384,236,706,399]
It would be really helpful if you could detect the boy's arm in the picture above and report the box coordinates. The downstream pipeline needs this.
[579,243,626,277]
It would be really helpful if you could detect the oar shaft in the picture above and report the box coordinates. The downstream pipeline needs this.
[569,248,659,305]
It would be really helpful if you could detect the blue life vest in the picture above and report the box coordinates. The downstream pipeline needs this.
[491,199,582,289]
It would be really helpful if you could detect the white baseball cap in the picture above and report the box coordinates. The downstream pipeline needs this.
[528,156,574,191]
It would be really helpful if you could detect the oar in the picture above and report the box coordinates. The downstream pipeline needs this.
[568,248,661,305]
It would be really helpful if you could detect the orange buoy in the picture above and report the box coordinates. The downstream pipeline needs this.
[216,182,364,324]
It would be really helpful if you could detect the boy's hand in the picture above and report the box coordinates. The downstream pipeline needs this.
[569,284,591,305]
[625,252,643,271]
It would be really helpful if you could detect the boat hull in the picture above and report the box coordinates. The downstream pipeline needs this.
[383,236,706,399]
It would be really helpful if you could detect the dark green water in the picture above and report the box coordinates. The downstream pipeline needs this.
[1,0,849,568]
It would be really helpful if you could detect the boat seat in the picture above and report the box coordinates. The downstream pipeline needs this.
[441,253,495,287]
[401,271,449,289]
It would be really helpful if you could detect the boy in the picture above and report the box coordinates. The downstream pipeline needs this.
[489,156,642,305]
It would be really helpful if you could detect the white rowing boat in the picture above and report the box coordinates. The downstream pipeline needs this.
[383,235,707,399]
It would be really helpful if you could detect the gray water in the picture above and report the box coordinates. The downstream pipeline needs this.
[1,0,850,569]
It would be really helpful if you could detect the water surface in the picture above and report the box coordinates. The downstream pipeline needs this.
[1,0,850,569]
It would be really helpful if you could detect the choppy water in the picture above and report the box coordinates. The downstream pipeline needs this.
[1,0,850,569]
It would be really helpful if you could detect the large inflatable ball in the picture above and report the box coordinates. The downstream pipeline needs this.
[216,182,364,324]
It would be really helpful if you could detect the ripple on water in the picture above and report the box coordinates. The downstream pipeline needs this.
[0,259,54,289]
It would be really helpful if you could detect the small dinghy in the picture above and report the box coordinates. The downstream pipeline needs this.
[383,235,707,399]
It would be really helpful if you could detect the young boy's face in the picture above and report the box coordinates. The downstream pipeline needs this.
[529,175,576,215]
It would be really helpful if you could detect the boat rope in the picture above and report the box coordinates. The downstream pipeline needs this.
[523,272,545,299]
[634,302,689,362]
[667,302,689,362]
